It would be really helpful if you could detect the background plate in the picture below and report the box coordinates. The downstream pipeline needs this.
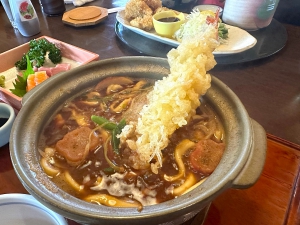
[115,19,287,65]
[116,10,257,55]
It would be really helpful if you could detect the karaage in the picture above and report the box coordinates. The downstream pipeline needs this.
[124,0,163,31]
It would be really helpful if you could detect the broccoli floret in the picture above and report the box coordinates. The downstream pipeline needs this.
[15,55,27,70]
[218,23,229,40]
[27,46,46,67]
[48,43,62,64]
[15,38,62,70]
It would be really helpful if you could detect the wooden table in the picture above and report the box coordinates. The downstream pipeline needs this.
[1,0,300,224]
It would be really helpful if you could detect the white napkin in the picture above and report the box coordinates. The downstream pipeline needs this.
[64,0,94,6]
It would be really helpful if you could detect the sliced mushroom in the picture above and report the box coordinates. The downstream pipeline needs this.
[95,77,134,92]
[78,100,100,107]
[106,84,124,95]
[86,91,101,99]
[132,80,148,90]
[110,98,132,113]
[84,194,141,208]
[70,109,88,126]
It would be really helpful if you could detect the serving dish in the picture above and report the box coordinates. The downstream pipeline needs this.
[115,19,287,64]
[10,57,266,225]
[116,10,257,55]
[0,36,99,110]
[0,194,67,225]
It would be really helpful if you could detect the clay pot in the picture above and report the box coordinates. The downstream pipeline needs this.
[10,57,266,225]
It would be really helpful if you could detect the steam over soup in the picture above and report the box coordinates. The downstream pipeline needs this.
[40,76,225,210]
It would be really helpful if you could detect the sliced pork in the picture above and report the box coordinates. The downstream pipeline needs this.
[38,63,71,76]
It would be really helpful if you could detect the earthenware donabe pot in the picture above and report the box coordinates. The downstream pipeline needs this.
[10,57,266,225]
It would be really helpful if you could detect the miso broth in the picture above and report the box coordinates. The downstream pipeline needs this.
[40,77,225,210]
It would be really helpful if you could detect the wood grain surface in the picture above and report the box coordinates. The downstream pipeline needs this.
[62,6,108,27]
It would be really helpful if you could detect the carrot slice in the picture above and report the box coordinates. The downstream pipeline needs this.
[26,71,49,92]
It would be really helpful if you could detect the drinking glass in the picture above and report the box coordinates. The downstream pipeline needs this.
[222,0,280,30]
[39,0,66,16]
[1,0,18,28]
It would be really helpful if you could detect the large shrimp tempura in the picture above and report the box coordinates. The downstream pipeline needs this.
[119,21,219,174]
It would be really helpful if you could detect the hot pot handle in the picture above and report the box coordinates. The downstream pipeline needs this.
[231,119,267,189]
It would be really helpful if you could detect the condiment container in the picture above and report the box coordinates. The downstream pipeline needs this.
[39,0,66,16]
[153,10,185,38]
[222,0,279,30]
[8,0,40,36]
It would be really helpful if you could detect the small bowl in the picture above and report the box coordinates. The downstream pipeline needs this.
[0,194,67,225]
[153,11,185,38]
[0,103,15,147]
[193,4,223,16]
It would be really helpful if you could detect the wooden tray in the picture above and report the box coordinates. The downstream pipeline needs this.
[1,133,299,225]
[201,134,300,225]
[65,134,300,225]
[62,6,108,27]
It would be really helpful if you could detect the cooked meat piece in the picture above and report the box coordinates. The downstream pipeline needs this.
[124,0,162,31]
[125,0,153,20]
[56,127,100,166]
[189,139,225,175]
[123,91,149,123]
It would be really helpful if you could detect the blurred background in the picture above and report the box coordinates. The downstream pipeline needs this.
[198,0,300,26]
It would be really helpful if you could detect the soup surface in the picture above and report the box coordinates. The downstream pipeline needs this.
[40,76,225,210]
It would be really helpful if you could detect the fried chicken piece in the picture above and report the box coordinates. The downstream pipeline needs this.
[125,0,153,20]
[130,16,154,31]
[153,7,180,15]
[125,0,163,31]
[144,0,162,11]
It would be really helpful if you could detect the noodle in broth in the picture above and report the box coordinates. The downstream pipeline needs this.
[40,77,225,210]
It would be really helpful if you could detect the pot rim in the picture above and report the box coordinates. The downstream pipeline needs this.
[10,56,252,223]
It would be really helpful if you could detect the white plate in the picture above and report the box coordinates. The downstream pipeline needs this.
[116,10,257,56]
[0,194,68,225]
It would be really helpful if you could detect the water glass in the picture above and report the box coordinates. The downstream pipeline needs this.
[1,0,18,28]
[222,0,280,31]
[39,0,66,16]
